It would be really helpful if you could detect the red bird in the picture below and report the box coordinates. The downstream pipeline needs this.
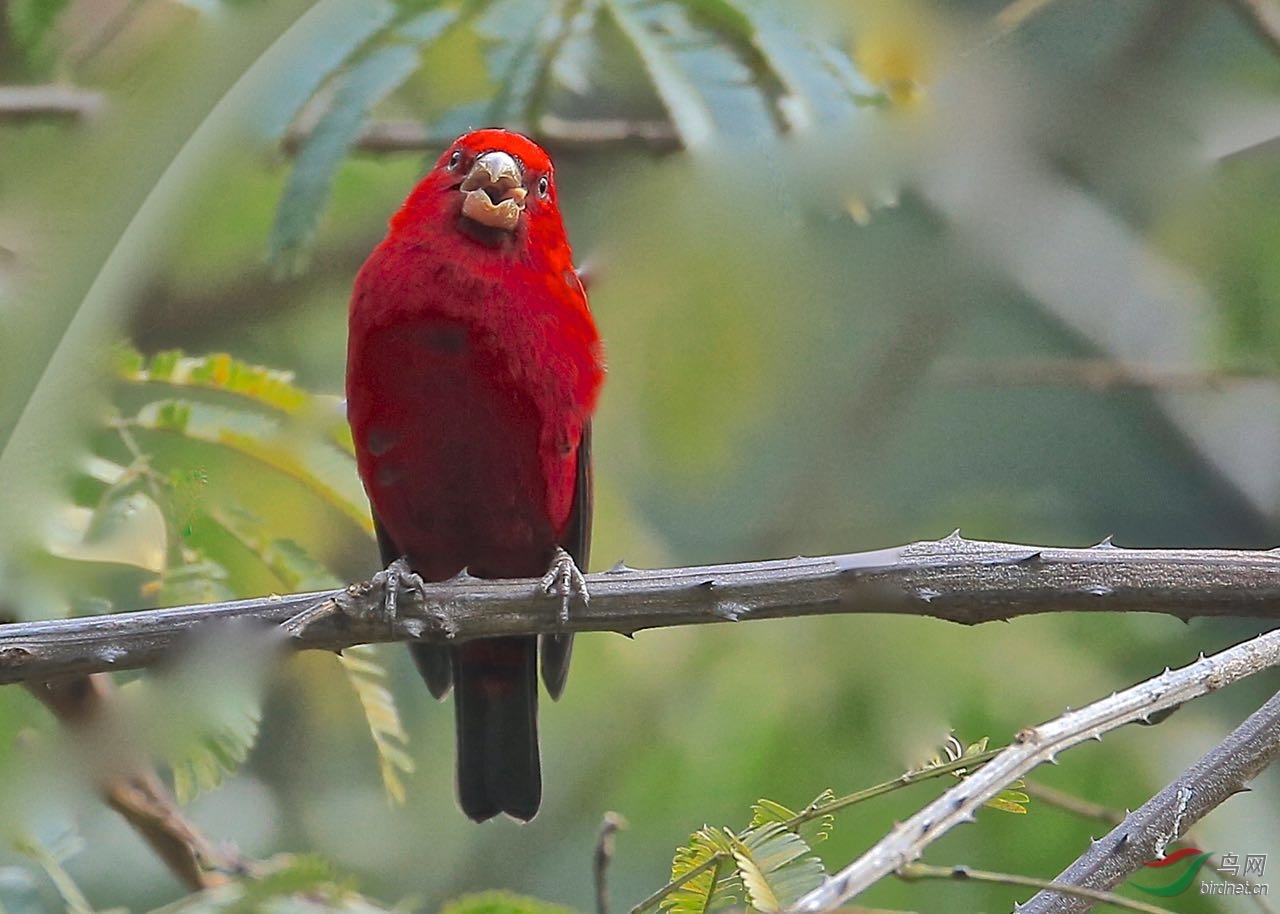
[346,129,604,821]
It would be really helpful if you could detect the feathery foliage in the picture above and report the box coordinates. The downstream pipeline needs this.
[270,0,879,266]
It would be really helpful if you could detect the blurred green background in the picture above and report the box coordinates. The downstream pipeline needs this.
[2,0,1279,911]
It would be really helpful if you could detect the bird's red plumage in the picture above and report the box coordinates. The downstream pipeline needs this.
[346,129,603,820]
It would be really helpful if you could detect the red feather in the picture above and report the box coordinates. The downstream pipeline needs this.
[347,129,604,820]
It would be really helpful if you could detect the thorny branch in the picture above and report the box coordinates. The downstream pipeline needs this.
[788,629,1280,913]
[4,534,1280,684]
[1019,684,1280,914]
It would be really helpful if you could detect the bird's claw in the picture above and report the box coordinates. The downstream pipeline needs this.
[540,546,588,623]
[372,557,426,625]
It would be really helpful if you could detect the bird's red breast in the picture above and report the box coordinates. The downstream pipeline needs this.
[346,128,604,579]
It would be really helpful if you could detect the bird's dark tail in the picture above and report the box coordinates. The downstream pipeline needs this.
[452,636,541,822]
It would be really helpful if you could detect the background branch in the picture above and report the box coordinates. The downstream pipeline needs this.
[281,115,679,157]
[789,629,1280,913]
[0,85,105,121]
[1019,684,1280,914]
[4,534,1280,684]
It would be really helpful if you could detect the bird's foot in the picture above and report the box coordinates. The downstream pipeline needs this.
[540,546,588,623]
[372,557,426,626]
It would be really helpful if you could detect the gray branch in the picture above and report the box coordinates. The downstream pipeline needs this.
[3,533,1280,684]
[0,85,105,121]
[789,628,1280,913]
[1019,684,1280,914]
[281,115,678,156]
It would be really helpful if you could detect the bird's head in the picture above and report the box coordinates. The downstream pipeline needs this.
[392,129,564,252]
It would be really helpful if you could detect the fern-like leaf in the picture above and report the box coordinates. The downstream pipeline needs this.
[206,506,413,803]
[126,396,370,533]
[663,826,738,914]
[479,0,561,127]
[920,734,1031,815]
[169,694,263,805]
[337,645,415,805]
[118,348,309,415]
[270,43,426,273]
[730,823,825,914]
[749,789,835,847]
[116,345,351,453]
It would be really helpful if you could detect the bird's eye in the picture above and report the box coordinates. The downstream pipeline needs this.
[537,176,550,197]
[448,150,463,170]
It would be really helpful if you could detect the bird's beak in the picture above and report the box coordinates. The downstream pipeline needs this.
[460,150,527,232]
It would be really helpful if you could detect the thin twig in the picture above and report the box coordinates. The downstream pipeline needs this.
[5,535,1280,684]
[788,749,1003,825]
[789,630,1280,913]
[1023,781,1124,824]
[1019,685,1280,914]
[595,812,626,914]
[896,863,1176,914]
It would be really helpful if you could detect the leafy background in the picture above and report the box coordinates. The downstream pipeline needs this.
[1,0,1279,911]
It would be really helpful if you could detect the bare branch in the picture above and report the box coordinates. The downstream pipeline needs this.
[4,535,1280,685]
[1024,782,1276,909]
[788,629,1280,913]
[0,85,105,121]
[1019,684,1280,914]
[281,115,678,157]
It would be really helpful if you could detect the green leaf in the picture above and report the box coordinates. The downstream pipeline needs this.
[336,645,415,805]
[603,0,717,148]
[169,694,263,805]
[214,506,344,591]
[987,782,1030,815]
[259,0,402,138]
[749,790,834,847]
[478,0,563,127]
[126,397,370,534]
[115,625,274,805]
[663,827,737,914]
[439,891,584,914]
[601,0,855,146]
[919,735,1031,815]
[116,346,352,453]
[270,41,429,273]
[731,823,825,914]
